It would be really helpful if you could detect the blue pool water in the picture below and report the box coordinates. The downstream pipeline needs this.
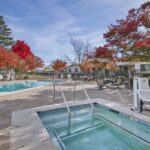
[0,80,55,92]
[38,103,150,150]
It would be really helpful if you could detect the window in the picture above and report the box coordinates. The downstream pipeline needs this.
[147,64,150,71]
[75,68,78,73]
[68,69,71,73]
[140,64,146,71]
[124,66,128,71]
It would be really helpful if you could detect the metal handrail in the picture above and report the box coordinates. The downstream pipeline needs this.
[53,80,94,111]
[77,81,94,110]
[59,84,70,113]
[52,80,95,133]
[59,84,71,133]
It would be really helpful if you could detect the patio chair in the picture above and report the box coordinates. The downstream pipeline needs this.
[97,78,105,89]
[137,78,150,112]
[112,77,124,88]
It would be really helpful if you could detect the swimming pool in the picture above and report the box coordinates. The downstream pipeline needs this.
[0,80,55,92]
[38,103,150,150]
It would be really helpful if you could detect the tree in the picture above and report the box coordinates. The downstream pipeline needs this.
[0,16,14,47]
[34,56,44,68]
[80,59,93,73]
[51,59,67,72]
[12,40,32,59]
[0,46,20,69]
[88,45,116,78]
[12,40,44,75]
[103,2,150,62]
[70,38,92,64]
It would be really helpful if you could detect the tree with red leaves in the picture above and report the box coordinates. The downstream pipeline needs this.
[94,46,115,60]
[12,40,32,60]
[51,59,67,72]
[104,2,150,62]
[12,40,44,74]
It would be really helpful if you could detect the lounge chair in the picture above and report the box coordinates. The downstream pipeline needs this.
[137,78,150,112]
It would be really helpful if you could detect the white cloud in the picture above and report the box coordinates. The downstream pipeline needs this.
[3,0,148,65]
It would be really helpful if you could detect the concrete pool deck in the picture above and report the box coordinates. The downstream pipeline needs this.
[0,81,150,150]
[11,99,150,150]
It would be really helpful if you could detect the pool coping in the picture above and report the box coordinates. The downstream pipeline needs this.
[0,80,37,85]
[11,98,150,150]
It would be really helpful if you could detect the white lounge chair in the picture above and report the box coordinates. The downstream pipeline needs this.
[137,78,150,112]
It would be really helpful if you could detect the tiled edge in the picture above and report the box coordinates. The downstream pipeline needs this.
[94,98,150,124]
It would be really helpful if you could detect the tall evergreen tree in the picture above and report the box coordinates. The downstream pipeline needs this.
[0,16,14,47]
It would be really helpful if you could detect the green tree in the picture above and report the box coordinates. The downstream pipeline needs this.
[0,16,14,47]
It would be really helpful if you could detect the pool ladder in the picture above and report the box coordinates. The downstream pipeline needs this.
[53,81,95,134]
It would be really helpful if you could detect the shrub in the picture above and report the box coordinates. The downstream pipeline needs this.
[23,75,29,79]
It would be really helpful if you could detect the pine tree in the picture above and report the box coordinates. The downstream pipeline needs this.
[0,16,14,47]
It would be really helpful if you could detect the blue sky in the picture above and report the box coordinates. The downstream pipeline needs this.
[0,0,148,65]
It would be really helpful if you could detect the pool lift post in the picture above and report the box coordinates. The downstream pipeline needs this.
[73,81,76,103]
[132,64,141,111]
[133,77,138,110]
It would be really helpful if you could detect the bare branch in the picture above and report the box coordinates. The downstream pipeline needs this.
[70,38,92,64]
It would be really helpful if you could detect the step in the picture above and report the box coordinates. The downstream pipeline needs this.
[42,108,94,128]
[54,117,102,137]
[41,108,93,123]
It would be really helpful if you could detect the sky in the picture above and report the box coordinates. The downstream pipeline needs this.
[0,0,148,65]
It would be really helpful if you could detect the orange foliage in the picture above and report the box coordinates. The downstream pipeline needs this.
[80,60,93,72]
[52,59,67,71]
[0,46,20,69]
[0,42,44,73]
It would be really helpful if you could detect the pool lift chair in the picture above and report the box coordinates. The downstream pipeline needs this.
[53,81,95,134]
[133,77,150,112]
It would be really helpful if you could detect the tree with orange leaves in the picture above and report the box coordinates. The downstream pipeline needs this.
[87,45,117,78]
[0,46,20,69]
[80,59,93,73]
[51,59,67,78]
[51,59,67,72]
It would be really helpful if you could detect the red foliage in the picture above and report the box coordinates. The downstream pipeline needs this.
[52,59,67,71]
[94,46,115,59]
[135,38,150,48]
[103,1,150,61]
[87,45,115,61]
[12,40,32,59]
[11,40,44,72]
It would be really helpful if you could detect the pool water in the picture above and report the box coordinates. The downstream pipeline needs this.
[0,80,55,92]
[38,104,150,150]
